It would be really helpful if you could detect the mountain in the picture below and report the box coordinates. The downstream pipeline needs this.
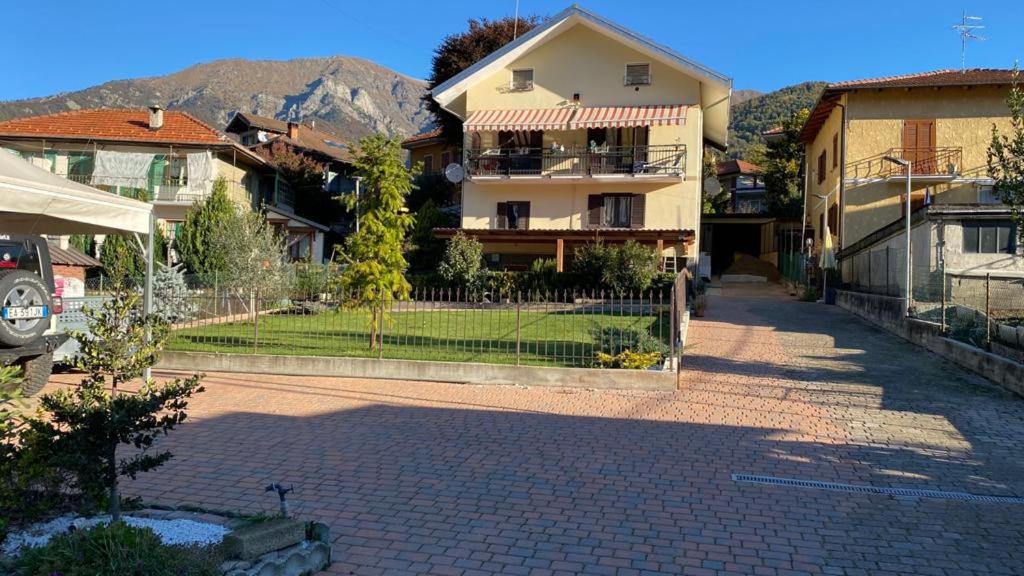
[728,81,827,159]
[0,57,433,143]
[730,89,764,105]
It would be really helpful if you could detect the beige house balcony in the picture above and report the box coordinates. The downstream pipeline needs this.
[465,143,686,183]
[846,147,964,183]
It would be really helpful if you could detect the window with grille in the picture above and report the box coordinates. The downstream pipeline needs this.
[511,69,534,91]
[962,220,1016,254]
[625,63,651,86]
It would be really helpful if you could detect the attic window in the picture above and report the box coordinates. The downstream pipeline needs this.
[625,63,651,86]
[511,69,534,91]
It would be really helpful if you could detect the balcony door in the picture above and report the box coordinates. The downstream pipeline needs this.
[902,120,936,174]
[498,130,543,174]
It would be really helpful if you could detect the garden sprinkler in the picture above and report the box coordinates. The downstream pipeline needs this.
[265,483,294,518]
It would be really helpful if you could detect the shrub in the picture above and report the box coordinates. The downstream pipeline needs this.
[603,240,659,293]
[17,521,222,576]
[523,258,560,295]
[438,232,485,289]
[648,272,677,295]
[571,242,612,288]
[151,265,196,324]
[950,313,988,348]
[595,350,663,370]
[591,326,669,359]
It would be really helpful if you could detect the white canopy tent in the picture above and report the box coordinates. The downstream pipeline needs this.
[0,150,159,377]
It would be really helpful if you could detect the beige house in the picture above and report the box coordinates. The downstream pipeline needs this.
[401,128,461,176]
[799,69,1022,295]
[429,5,732,271]
[0,107,328,261]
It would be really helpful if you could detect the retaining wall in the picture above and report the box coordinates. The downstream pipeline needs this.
[836,290,1024,397]
[158,352,678,391]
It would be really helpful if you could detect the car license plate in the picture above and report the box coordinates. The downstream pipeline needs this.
[2,306,48,320]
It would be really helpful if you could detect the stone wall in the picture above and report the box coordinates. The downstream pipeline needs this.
[836,290,1024,397]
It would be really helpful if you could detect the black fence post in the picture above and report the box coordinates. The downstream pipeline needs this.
[515,292,522,366]
[985,273,992,347]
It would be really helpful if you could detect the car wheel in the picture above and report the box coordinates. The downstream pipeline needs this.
[18,353,53,397]
[0,269,52,346]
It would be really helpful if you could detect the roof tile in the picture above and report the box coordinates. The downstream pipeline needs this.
[0,109,225,145]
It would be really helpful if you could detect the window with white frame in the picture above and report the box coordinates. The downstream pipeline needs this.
[625,63,651,86]
[511,69,534,91]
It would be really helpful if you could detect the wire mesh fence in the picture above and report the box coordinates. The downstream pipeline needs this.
[74,268,686,370]
[841,244,1024,362]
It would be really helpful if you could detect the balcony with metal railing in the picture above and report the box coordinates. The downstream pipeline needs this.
[62,173,276,209]
[465,144,686,183]
[846,147,963,182]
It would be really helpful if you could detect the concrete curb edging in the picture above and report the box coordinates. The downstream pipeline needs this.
[836,290,1024,397]
[158,352,677,391]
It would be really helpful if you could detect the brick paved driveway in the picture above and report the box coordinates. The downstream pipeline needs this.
[47,291,1024,575]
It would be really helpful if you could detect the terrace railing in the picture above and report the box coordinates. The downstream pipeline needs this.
[64,174,257,205]
[466,144,686,179]
[846,147,963,180]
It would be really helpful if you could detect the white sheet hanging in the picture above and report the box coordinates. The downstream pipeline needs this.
[186,151,215,194]
[91,150,155,189]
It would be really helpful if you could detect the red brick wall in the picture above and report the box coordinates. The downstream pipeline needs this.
[52,264,85,283]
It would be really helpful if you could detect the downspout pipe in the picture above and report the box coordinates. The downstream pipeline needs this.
[836,102,848,250]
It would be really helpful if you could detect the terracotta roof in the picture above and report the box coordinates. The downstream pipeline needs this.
[799,68,1017,144]
[226,112,353,164]
[0,109,225,145]
[717,159,762,176]
[47,241,101,268]
[401,128,444,148]
[762,126,784,136]
[829,68,1017,89]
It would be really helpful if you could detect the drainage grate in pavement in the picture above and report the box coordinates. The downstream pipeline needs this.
[732,474,1024,504]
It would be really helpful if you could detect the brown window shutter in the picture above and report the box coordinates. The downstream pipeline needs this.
[587,195,602,228]
[496,202,507,229]
[520,202,530,230]
[630,194,646,228]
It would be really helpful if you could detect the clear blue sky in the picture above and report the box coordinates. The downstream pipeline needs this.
[2,0,1021,101]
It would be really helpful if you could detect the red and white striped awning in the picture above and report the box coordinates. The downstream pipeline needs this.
[464,108,574,132]
[569,105,688,129]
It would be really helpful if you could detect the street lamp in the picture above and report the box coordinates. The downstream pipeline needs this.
[883,155,912,316]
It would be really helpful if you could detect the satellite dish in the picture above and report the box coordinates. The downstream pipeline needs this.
[703,177,722,195]
[445,163,465,184]
[257,130,269,143]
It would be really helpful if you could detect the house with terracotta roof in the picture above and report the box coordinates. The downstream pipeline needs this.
[0,107,328,262]
[427,5,731,272]
[717,159,765,214]
[224,112,355,195]
[400,128,461,177]
[798,69,1023,291]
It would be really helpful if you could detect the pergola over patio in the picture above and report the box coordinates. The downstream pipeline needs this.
[434,227,695,272]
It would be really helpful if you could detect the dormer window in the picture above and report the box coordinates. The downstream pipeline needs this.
[511,69,534,91]
[625,63,651,86]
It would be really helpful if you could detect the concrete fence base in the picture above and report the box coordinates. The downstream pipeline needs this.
[158,352,678,391]
[836,290,1024,397]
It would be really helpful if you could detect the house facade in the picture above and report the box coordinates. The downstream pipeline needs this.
[799,69,1021,301]
[224,112,354,195]
[401,128,461,177]
[717,159,765,214]
[428,5,732,272]
[0,107,327,261]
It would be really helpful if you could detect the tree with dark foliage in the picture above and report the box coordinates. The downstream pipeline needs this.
[988,67,1024,243]
[425,16,541,146]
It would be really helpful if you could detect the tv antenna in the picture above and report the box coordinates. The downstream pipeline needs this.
[513,0,521,40]
[952,12,985,71]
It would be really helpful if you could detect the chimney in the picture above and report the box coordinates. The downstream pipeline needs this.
[287,121,300,140]
[148,105,164,130]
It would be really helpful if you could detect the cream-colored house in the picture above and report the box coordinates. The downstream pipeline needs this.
[430,5,732,271]
[799,69,1022,296]
[0,107,328,261]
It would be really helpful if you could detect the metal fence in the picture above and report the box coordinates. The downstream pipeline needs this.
[841,245,1024,362]
[72,265,688,370]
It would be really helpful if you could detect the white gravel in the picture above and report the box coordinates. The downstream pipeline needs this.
[2,514,230,557]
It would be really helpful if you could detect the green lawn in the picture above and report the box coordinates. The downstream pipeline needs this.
[167,306,671,367]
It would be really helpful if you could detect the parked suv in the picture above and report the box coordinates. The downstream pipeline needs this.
[0,234,67,395]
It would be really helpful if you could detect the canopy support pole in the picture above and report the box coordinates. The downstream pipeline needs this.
[143,212,156,381]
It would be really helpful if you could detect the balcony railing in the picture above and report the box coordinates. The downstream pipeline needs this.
[63,174,264,206]
[846,147,963,180]
[465,144,686,179]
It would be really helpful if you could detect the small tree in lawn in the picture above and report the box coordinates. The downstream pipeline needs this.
[603,241,660,294]
[438,232,484,290]
[337,135,415,349]
[175,177,235,278]
[988,67,1024,244]
[29,285,203,521]
[150,263,196,324]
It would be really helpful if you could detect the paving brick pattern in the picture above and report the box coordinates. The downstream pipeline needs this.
[45,292,1024,575]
